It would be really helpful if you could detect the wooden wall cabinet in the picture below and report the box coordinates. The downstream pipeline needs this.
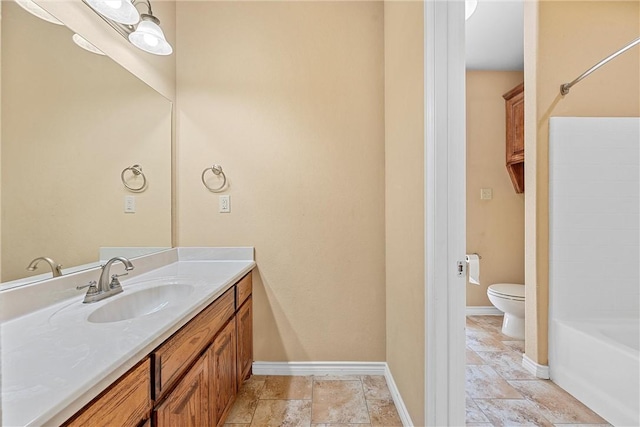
[503,82,525,193]
[64,271,253,427]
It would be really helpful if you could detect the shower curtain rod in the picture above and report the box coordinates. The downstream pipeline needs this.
[560,36,640,96]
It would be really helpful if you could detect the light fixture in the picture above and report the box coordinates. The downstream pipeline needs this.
[128,14,172,55]
[84,0,140,25]
[465,0,478,20]
[72,33,106,56]
[15,0,64,25]
[81,0,173,56]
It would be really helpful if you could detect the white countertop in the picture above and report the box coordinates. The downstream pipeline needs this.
[0,248,255,427]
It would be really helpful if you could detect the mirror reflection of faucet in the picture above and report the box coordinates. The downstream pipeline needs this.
[76,257,134,304]
[26,257,63,278]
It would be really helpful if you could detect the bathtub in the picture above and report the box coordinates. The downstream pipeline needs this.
[550,319,639,426]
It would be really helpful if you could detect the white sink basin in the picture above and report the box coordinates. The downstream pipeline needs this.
[88,283,195,324]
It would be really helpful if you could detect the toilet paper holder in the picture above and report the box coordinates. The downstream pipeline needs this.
[457,253,482,277]
[464,253,482,284]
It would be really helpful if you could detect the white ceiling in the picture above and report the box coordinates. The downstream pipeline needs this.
[466,0,524,70]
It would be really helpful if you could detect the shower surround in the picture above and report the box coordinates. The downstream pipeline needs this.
[549,117,639,426]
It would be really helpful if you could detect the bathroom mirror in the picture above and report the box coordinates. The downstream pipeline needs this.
[0,1,172,287]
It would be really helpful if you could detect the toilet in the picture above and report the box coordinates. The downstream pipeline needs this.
[487,283,525,340]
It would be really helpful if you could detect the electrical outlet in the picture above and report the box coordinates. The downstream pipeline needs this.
[124,195,136,213]
[480,188,493,200]
[219,195,230,213]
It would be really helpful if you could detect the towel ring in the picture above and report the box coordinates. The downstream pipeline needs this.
[202,164,227,192]
[121,164,147,192]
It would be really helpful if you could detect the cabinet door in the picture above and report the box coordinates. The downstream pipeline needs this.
[210,319,237,427]
[155,353,209,427]
[508,92,525,160]
[504,83,525,163]
[237,297,253,387]
[64,359,151,427]
[153,288,235,400]
[503,82,525,193]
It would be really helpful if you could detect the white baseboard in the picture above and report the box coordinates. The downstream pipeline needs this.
[252,361,414,426]
[383,364,415,427]
[522,354,550,379]
[252,361,387,376]
[466,306,502,316]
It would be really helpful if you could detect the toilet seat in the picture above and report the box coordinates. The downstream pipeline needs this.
[487,283,525,301]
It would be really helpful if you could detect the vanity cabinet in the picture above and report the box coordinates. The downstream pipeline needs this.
[237,296,253,387]
[503,82,525,193]
[155,353,209,427]
[63,358,151,427]
[153,287,235,400]
[235,272,253,387]
[209,318,237,427]
[155,318,238,427]
[63,271,253,427]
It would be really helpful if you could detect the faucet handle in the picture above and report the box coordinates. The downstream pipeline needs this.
[76,281,99,296]
[109,273,128,290]
[76,280,97,290]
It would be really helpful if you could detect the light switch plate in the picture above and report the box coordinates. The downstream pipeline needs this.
[124,195,136,213]
[219,195,230,213]
[480,188,493,200]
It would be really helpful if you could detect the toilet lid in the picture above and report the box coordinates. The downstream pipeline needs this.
[488,283,525,299]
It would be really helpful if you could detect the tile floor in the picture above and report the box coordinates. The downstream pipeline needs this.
[225,375,403,427]
[466,315,610,427]
[225,316,609,427]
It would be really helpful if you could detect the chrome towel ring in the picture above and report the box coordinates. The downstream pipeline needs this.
[121,164,147,192]
[202,164,227,192]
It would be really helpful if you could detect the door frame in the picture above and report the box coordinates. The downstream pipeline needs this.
[424,0,467,425]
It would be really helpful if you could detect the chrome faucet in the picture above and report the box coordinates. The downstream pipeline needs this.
[26,257,63,278]
[77,257,134,303]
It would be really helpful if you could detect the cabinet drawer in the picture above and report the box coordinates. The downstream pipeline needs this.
[153,287,235,399]
[236,272,252,307]
[65,358,151,427]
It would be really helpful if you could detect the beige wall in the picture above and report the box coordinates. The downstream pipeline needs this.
[1,2,172,281]
[384,2,425,424]
[466,71,525,306]
[176,1,386,362]
[525,0,640,364]
[0,3,3,281]
[36,0,176,101]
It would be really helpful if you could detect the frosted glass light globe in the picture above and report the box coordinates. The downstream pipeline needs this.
[85,0,140,25]
[129,15,173,56]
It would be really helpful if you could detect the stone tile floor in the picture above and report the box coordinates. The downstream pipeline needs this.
[466,315,610,427]
[225,315,610,426]
[225,374,402,427]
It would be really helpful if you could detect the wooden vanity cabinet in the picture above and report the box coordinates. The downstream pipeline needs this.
[63,358,151,427]
[63,271,253,427]
[153,270,252,427]
[154,353,209,427]
[210,318,237,427]
[235,272,253,387]
[503,82,525,193]
[236,296,253,387]
[155,318,238,427]
[153,287,235,401]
